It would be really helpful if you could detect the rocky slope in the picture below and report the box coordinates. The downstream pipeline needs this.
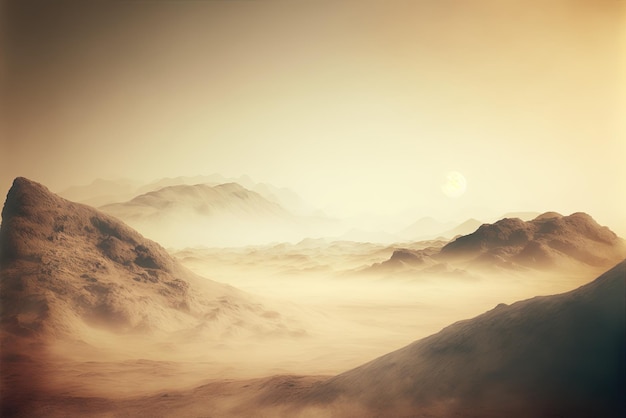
[0,177,303,341]
[440,212,626,268]
[370,212,626,274]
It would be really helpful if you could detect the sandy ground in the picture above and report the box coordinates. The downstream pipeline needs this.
[24,242,598,392]
[1,237,613,416]
[5,253,619,418]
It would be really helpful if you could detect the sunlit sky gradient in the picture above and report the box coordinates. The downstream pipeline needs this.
[1,0,625,232]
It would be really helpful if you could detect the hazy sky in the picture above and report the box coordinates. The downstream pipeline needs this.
[1,0,624,231]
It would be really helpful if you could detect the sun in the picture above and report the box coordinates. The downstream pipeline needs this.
[441,171,467,198]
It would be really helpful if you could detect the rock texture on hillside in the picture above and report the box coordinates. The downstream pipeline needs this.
[440,212,625,268]
[0,177,301,338]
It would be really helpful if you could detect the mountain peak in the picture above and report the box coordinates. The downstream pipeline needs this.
[0,177,189,335]
[533,211,563,221]
[2,177,56,222]
[1,177,173,270]
[99,181,300,247]
[1,178,61,262]
[215,182,248,192]
[1,177,303,340]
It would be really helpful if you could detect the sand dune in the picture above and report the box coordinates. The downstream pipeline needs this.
[293,260,625,417]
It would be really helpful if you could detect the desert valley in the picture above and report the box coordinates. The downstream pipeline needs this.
[2,1,623,416]
[0,176,624,417]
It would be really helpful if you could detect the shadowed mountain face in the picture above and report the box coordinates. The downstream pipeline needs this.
[298,260,626,417]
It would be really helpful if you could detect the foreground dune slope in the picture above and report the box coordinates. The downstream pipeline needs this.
[13,261,622,418]
[25,260,622,418]
[298,260,625,417]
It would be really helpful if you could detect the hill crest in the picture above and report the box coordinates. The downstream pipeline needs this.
[0,177,302,338]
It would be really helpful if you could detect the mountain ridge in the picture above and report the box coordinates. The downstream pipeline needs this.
[440,212,625,268]
[368,212,625,275]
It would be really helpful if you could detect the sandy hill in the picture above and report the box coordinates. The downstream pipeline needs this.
[293,260,626,417]
[29,260,625,417]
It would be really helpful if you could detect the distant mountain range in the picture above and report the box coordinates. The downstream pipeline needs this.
[333,215,540,246]
[58,174,315,216]
[57,175,344,247]
[368,212,626,275]
[396,214,541,243]
[98,182,340,248]
[101,182,292,223]
[59,177,624,250]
